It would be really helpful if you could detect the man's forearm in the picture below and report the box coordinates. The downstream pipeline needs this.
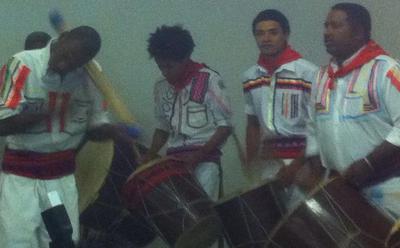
[201,126,232,155]
[146,128,169,157]
[0,113,47,136]
[246,122,260,162]
[365,141,400,181]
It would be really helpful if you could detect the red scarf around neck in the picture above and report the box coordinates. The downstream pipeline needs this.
[169,60,205,91]
[327,40,388,89]
[257,45,302,75]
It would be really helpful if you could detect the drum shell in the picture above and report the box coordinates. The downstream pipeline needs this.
[78,142,156,247]
[268,177,396,248]
[214,179,287,247]
[122,158,223,248]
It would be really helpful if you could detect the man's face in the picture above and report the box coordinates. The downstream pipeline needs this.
[254,20,288,57]
[48,38,90,75]
[324,9,361,61]
[155,57,189,84]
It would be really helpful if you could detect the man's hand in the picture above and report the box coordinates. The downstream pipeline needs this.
[276,158,304,187]
[343,158,374,189]
[0,112,49,136]
[172,149,206,168]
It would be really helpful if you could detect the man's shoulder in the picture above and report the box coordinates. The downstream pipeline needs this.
[242,65,262,80]
[13,49,45,69]
[281,59,318,83]
[199,65,221,78]
[375,54,400,68]
[292,58,319,71]
[154,77,169,91]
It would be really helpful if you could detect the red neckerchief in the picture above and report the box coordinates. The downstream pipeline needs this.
[327,40,388,89]
[169,60,205,91]
[257,45,302,75]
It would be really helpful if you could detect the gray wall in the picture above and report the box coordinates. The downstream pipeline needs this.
[0,1,399,247]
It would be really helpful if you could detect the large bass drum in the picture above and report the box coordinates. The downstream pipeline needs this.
[76,140,155,247]
[122,157,223,248]
[267,177,399,248]
[214,179,287,247]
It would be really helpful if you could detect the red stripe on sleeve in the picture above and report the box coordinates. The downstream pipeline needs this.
[5,65,30,109]
[387,69,400,92]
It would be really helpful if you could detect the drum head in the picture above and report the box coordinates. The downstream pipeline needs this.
[126,156,175,182]
[76,140,114,213]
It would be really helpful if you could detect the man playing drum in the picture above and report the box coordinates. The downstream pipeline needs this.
[287,2,400,219]
[143,25,232,202]
[0,26,135,247]
[242,9,318,189]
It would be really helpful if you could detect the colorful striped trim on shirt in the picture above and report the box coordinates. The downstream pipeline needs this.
[348,60,380,113]
[243,76,271,92]
[190,72,210,103]
[275,77,311,92]
[315,67,331,113]
[0,57,23,107]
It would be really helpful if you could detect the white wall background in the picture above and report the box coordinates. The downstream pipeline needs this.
[0,1,399,247]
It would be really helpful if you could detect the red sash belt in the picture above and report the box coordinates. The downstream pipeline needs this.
[166,145,222,165]
[263,136,305,159]
[2,148,76,179]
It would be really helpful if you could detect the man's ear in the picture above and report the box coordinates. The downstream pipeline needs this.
[352,26,366,43]
[57,31,70,42]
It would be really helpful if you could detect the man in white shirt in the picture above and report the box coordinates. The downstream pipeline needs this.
[302,2,400,218]
[243,9,317,183]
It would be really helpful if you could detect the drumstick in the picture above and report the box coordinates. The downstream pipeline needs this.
[49,9,135,124]
[49,9,141,160]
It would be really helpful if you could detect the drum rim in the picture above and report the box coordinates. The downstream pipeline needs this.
[385,218,400,247]
[214,178,281,205]
[265,176,394,246]
[126,156,181,182]
[76,140,115,213]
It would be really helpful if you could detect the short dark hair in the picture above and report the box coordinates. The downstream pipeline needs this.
[24,31,51,50]
[332,2,371,41]
[63,25,101,58]
[147,25,195,61]
[252,9,290,34]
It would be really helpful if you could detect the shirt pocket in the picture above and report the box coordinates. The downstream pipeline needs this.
[343,95,363,118]
[186,105,208,129]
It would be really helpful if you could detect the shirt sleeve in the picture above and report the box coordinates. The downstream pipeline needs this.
[242,73,256,116]
[383,64,400,146]
[0,57,31,120]
[305,69,320,157]
[206,73,232,127]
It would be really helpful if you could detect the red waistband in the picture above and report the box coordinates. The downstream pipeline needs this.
[264,136,306,159]
[166,145,222,164]
[2,148,76,179]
